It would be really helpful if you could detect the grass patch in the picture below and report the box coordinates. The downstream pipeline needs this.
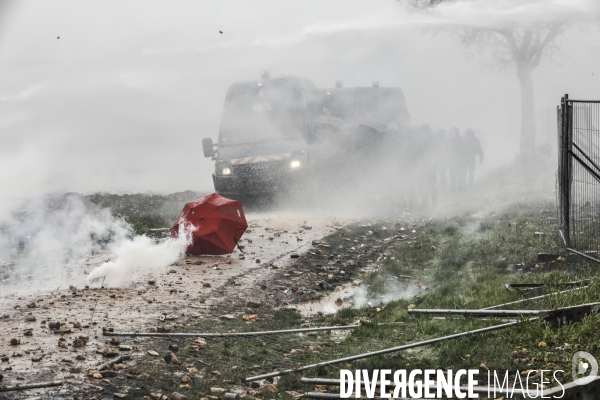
[283,200,600,391]
[102,199,600,397]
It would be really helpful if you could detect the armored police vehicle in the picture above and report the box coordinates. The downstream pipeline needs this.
[203,73,410,200]
[202,73,320,200]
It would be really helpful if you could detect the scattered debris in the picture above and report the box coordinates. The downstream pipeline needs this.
[257,384,279,393]
[164,352,179,364]
[246,300,262,308]
[245,319,533,382]
[102,348,119,358]
[537,253,560,263]
[56,326,72,334]
[48,322,61,330]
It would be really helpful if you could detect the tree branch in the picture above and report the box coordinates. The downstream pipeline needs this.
[496,29,521,64]
[521,28,534,62]
[532,22,565,67]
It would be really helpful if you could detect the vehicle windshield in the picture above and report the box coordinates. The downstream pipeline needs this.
[219,82,305,146]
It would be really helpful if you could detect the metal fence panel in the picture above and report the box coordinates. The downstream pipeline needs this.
[558,95,600,258]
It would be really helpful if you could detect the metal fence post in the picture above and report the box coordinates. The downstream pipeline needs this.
[559,94,570,247]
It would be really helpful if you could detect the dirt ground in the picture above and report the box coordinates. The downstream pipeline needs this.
[0,209,418,399]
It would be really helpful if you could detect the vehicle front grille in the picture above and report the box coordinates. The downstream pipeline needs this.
[233,161,287,177]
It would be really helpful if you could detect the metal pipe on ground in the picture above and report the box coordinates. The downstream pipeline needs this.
[408,309,544,317]
[481,285,590,310]
[507,280,590,289]
[105,323,407,339]
[567,247,600,264]
[411,303,599,329]
[301,377,385,389]
[244,318,537,382]
[431,317,519,322]
[304,393,348,400]
[293,291,594,388]
[301,378,347,385]
[104,325,359,338]
[97,355,131,371]
[0,381,63,392]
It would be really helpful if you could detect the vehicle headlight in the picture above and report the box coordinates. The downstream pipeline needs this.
[216,159,232,176]
[290,151,308,169]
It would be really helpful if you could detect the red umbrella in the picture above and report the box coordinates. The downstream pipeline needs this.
[171,193,248,255]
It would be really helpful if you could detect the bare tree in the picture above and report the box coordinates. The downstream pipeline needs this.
[403,0,595,155]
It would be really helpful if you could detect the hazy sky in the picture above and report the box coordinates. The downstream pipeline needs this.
[0,0,599,198]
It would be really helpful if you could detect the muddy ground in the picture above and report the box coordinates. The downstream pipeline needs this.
[0,193,423,400]
[3,177,592,400]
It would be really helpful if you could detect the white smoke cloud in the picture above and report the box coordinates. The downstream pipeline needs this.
[87,227,191,286]
[0,195,191,294]
[428,0,600,28]
[352,280,420,309]
[0,195,130,294]
[298,0,600,37]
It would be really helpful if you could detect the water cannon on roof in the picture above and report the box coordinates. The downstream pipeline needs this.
[373,81,379,88]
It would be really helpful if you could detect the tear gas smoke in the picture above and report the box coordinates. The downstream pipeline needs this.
[1,1,598,200]
[352,281,419,309]
[301,0,599,35]
[0,195,125,294]
[0,195,189,295]
[299,277,419,316]
[0,0,597,309]
[87,226,191,285]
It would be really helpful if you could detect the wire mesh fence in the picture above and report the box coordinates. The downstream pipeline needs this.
[558,95,600,258]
